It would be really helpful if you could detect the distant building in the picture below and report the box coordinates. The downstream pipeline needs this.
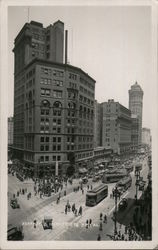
[129,82,143,145]
[131,114,139,153]
[8,117,14,146]
[94,100,102,147]
[12,20,96,177]
[101,99,132,155]
[142,127,151,146]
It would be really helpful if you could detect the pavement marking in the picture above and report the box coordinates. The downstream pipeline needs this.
[108,190,129,215]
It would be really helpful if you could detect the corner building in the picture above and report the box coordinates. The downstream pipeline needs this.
[101,99,132,155]
[13,20,95,177]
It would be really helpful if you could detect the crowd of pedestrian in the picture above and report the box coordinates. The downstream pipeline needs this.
[64,200,83,217]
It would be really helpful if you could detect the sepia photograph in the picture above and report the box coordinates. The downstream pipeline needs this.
[0,0,158,249]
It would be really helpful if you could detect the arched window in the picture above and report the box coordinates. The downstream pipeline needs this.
[41,99,50,107]
[53,101,62,108]
[53,101,62,116]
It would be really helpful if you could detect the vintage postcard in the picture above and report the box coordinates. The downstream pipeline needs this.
[0,0,157,249]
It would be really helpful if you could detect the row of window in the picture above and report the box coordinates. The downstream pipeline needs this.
[40,145,61,151]
[40,155,61,162]
[80,77,95,90]
[77,151,93,159]
[79,95,94,106]
[79,86,94,98]
[41,88,62,98]
[32,33,45,41]
[78,128,93,134]
[41,67,64,77]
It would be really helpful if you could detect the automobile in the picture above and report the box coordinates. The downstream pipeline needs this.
[10,198,20,209]
[42,216,53,230]
[118,198,128,210]
[7,224,24,240]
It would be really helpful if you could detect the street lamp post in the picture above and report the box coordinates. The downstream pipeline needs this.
[135,169,140,203]
[113,186,119,235]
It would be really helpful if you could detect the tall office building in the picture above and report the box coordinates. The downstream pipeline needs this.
[13,20,95,177]
[129,82,143,145]
[101,99,132,155]
[94,100,102,147]
[8,117,14,146]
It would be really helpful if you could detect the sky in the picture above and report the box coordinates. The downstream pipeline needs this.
[8,5,153,129]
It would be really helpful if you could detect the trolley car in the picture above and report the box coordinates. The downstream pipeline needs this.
[86,184,108,206]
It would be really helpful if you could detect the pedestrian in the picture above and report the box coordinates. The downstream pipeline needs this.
[75,208,78,217]
[97,234,101,241]
[100,212,103,220]
[89,219,92,227]
[99,222,103,231]
[78,206,82,216]
[65,205,67,214]
[72,203,75,213]
[68,204,71,212]
[34,219,37,229]
[86,219,89,228]
[91,185,93,190]
[64,190,66,196]
[103,214,107,223]
[87,185,89,190]
[17,191,19,197]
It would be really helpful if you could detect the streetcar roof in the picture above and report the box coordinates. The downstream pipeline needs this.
[87,184,108,193]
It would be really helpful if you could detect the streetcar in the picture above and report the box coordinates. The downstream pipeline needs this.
[86,184,108,206]
[116,175,132,193]
[102,172,126,183]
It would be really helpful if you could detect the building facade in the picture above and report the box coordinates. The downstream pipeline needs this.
[8,117,14,146]
[13,20,95,177]
[94,100,102,147]
[101,99,132,155]
[131,114,139,153]
[129,82,143,145]
[93,147,113,166]
[142,127,151,146]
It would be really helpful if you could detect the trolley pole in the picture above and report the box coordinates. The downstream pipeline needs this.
[113,186,119,235]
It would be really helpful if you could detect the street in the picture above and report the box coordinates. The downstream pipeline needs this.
[8,156,149,240]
